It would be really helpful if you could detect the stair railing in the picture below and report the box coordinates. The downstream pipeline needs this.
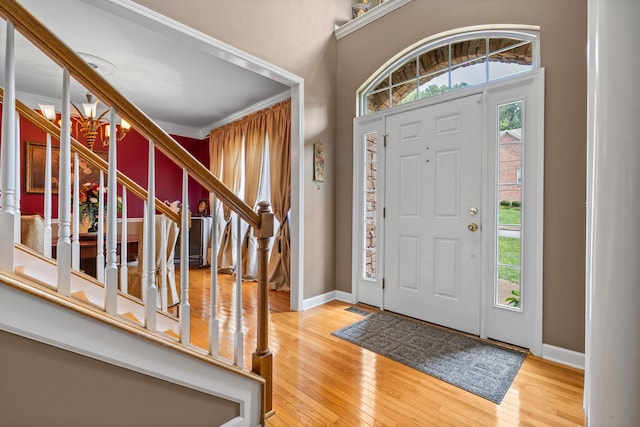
[0,0,274,419]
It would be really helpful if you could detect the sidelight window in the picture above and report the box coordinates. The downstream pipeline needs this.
[362,132,378,280]
[496,100,523,310]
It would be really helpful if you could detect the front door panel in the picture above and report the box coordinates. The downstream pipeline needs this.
[385,94,483,334]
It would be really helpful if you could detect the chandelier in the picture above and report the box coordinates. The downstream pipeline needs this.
[71,93,130,150]
[38,93,130,151]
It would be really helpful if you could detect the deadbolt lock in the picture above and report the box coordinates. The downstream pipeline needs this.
[469,207,478,215]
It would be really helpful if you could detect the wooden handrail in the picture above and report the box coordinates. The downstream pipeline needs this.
[0,0,260,229]
[0,88,180,224]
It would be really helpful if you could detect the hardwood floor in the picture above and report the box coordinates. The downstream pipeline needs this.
[184,268,585,426]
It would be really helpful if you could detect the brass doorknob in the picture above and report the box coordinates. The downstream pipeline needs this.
[468,223,479,232]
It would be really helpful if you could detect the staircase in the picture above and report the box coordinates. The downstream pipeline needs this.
[0,1,274,425]
[14,244,181,338]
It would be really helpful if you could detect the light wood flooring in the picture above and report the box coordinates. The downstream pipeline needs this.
[184,268,585,426]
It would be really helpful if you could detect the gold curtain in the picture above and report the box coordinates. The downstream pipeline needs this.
[208,127,225,264]
[266,100,291,290]
[209,126,224,178]
[207,98,291,287]
[241,111,266,280]
[216,122,243,274]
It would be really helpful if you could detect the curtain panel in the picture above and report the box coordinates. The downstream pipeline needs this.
[207,98,291,289]
[241,112,267,280]
[215,122,243,274]
[208,127,225,263]
[266,100,291,291]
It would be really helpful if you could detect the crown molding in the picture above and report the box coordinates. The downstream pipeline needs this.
[335,0,412,40]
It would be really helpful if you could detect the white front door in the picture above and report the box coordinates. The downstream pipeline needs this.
[384,94,483,335]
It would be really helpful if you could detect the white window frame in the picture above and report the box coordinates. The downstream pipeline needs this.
[358,28,540,116]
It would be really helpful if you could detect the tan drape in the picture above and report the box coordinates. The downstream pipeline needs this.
[209,126,224,179]
[208,127,225,263]
[241,112,266,280]
[217,122,243,274]
[266,100,291,290]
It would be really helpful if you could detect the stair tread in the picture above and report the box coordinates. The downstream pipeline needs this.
[71,291,90,303]
[163,329,180,339]
[15,246,180,337]
[122,312,142,324]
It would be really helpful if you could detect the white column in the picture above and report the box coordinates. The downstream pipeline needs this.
[14,115,20,242]
[105,111,118,314]
[96,171,105,282]
[57,69,72,295]
[144,141,157,331]
[585,0,640,425]
[43,133,53,258]
[0,20,16,272]
[159,215,168,311]
[234,214,243,369]
[209,193,220,357]
[119,188,129,293]
[71,152,80,271]
[179,168,191,344]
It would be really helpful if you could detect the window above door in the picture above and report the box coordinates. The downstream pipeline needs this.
[360,30,539,116]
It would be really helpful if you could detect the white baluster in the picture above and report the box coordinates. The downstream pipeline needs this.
[14,115,20,242]
[57,68,72,295]
[209,193,219,357]
[71,152,80,271]
[144,141,157,331]
[96,171,105,282]
[159,213,168,311]
[43,132,52,258]
[0,20,16,272]
[180,168,190,344]
[119,188,128,293]
[104,111,118,314]
[234,214,243,368]
[141,201,148,294]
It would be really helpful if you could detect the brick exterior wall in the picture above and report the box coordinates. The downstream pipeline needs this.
[499,130,522,203]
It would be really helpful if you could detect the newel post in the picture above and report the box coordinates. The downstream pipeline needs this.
[252,201,274,418]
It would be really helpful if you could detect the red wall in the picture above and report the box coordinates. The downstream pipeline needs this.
[1,106,210,218]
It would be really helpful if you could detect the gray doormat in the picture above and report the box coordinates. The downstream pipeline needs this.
[344,306,372,316]
[332,311,526,403]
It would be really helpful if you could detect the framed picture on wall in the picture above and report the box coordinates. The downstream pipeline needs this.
[313,143,325,182]
[25,141,108,194]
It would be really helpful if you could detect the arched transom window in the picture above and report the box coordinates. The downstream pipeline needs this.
[360,30,539,115]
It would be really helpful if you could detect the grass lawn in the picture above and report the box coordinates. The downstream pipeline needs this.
[499,205,521,225]
[498,236,521,284]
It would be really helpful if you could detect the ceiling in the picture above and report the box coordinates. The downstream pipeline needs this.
[1,0,290,139]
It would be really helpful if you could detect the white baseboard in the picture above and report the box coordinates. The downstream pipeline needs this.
[542,343,585,370]
[335,290,355,304]
[302,290,355,310]
[302,291,337,310]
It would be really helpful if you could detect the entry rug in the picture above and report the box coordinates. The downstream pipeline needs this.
[332,311,526,403]
[344,306,373,317]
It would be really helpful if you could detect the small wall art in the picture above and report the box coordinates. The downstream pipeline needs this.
[313,143,325,182]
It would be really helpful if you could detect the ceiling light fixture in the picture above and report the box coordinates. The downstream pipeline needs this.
[71,92,130,150]
[39,95,130,151]
[38,53,130,151]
